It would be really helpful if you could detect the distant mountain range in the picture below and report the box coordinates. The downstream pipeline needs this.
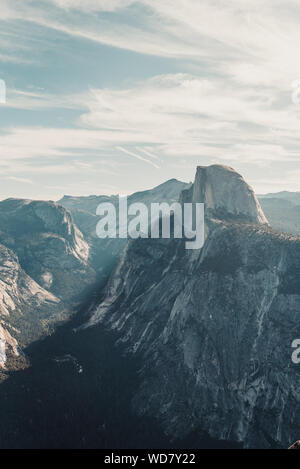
[258,192,300,236]
[259,191,300,204]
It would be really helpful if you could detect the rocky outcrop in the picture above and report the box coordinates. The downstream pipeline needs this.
[0,243,61,369]
[0,199,94,301]
[0,199,96,370]
[88,165,300,449]
[289,440,300,449]
[0,324,19,368]
[181,165,268,224]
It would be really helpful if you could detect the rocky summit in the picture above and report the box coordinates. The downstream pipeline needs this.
[88,165,300,449]
[181,165,268,224]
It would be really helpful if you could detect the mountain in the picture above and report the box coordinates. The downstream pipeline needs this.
[87,165,300,449]
[0,198,94,300]
[1,172,299,448]
[0,199,96,372]
[128,178,191,205]
[259,191,300,205]
[258,194,300,236]
[182,165,267,224]
[0,243,61,370]
[58,179,190,274]
[58,179,190,239]
[0,180,189,372]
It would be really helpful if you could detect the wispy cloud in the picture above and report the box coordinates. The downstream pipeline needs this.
[5,88,83,111]
[138,148,161,161]
[49,0,136,12]
[77,73,300,166]
[1,70,300,169]
[2,0,300,78]
[1,1,300,197]
[116,146,160,168]
[6,176,33,184]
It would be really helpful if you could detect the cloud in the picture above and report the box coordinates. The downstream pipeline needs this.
[75,73,300,166]
[0,0,249,60]
[1,70,300,170]
[1,0,300,78]
[5,88,88,111]
[116,146,160,168]
[6,176,33,184]
[49,0,135,12]
[138,148,161,161]
[2,1,300,92]
[1,1,300,195]
[0,54,32,64]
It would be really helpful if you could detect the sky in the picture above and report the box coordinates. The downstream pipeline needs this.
[1,0,300,199]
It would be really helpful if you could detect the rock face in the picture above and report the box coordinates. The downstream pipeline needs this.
[0,199,93,300]
[0,199,95,370]
[181,165,268,224]
[289,440,300,449]
[0,243,61,369]
[0,324,19,368]
[89,165,300,449]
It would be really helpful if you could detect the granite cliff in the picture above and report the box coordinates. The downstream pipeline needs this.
[0,199,95,370]
[88,165,300,448]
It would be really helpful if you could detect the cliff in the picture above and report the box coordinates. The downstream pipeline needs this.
[88,165,300,448]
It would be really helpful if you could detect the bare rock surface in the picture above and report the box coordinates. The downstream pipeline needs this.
[0,243,62,369]
[89,165,300,449]
[182,165,268,224]
[0,200,95,369]
[289,440,300,449]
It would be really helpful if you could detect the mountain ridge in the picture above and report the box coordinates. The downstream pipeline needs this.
[87,165,300,448]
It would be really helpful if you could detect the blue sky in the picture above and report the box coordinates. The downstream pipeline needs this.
[1,0,300,200]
